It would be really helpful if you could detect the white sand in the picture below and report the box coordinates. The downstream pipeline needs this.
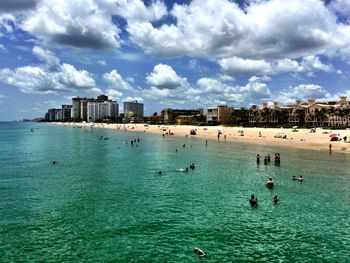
[55,122,350,153]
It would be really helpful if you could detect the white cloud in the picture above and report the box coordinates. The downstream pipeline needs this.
[97,60,107,66]
[329,0,350,16]
[123,96,144,103]
[276,84,331,103]
[220,55,336,76]
[0,47,96,94]
[126,0,350,60]
[0,14,16,32]
[32,46,60,66]
[103,69,138,101]
[146,64,189,89]
[0,44,4,50]
[110,0,167,22]
[143,64,193,103]
[21,0,121,49]
[103,69,135,91]
[219,57,272,75]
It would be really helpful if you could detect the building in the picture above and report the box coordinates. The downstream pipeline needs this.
[248,96,350,128]
[72,95,109,122]
[47,108,62,122]
[124,101,144,118]
[175,114,206,125]
[161,108,202,124]
[61,105,73,121]
[206,106,233,124]
[87,101,119,122]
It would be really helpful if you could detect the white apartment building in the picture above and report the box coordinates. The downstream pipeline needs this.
[87,101,119,122]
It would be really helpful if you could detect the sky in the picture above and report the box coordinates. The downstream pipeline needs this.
[0,0,350,120]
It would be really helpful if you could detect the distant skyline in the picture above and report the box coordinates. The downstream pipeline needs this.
[1,0,350,120]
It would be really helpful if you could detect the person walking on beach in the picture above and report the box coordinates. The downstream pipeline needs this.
[329,144,332,153]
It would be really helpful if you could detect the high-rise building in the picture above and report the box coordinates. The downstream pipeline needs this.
[124,101,144,118]
[62,105,73,121]
[87,101,119,122]
[72,95,110,121]
[48,108,62,121]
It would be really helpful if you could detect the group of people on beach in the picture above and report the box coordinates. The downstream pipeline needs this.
[256,153,281,165]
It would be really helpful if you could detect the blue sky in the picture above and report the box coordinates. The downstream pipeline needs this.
[0,0,350,120]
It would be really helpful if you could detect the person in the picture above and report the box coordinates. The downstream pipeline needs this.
[267,154,271,162]
[292,175,297,180]
[298,175,303,182]
[266,178,274,188]
[52,160,58,165]
[329,144,332,152]
[163,133,165,138]
[205,140,208,147]
[273,195,279,204]
[343,136,347,142]
[264,156,268,165]
[256,154,260,163]
[183,144,185,148]
[158,171,162,175]
[185,167,189,172]
[250,194,258,207]
[224,134,227,140]
[190,163,195,170]
[194,247,206,257]
[176,149,178,153]
[259,131,262,137]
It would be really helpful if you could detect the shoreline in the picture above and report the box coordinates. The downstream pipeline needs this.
[52,122,350,153]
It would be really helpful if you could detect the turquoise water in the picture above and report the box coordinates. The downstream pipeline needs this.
[1,122,350,262]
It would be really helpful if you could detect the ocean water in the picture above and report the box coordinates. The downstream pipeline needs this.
[1,122,350,262]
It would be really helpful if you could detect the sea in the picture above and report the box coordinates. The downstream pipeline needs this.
[1,122,350,262]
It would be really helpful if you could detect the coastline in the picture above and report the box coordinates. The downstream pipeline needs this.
[52,122,350,153]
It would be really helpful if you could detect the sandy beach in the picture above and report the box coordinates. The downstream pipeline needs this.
[54,122,350,153]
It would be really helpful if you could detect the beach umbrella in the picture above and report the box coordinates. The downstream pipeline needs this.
[292,126,298,129]
[238,130,244,133]
[329,134,337,138]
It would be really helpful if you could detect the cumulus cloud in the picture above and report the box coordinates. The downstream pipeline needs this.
[220,55,336,76]
[143,64,193,103]
[123,96,144,103]
[21,0,121,49]
[103,69,135,91]
[146,64,190,89]
[329,0,350,16]
[126,0,350,60]
[32,46,60,67]
[110,0,167,22]
[103,69,139,101]
[0,47,97,94]
[0,14,16,32]
[276,84,331,103]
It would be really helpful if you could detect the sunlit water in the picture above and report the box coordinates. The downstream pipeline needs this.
[1,122,350,262]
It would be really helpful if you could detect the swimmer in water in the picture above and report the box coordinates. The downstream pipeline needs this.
[194,247,206,257]
[273,195,279,204]
[298,175,303,182]
[250,194,258,207]
[266,178,274,188]
[158,171,162,175]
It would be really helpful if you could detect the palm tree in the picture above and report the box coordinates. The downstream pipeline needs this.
[249,105,260,126]
[261,108,272,126]
[315,108,328,127]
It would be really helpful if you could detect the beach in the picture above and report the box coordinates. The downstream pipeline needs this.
[56,122,350,153]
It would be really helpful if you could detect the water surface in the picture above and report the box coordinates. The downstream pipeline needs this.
[1,122,350,262]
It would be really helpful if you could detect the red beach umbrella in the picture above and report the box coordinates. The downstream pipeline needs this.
[329,134,337,138]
